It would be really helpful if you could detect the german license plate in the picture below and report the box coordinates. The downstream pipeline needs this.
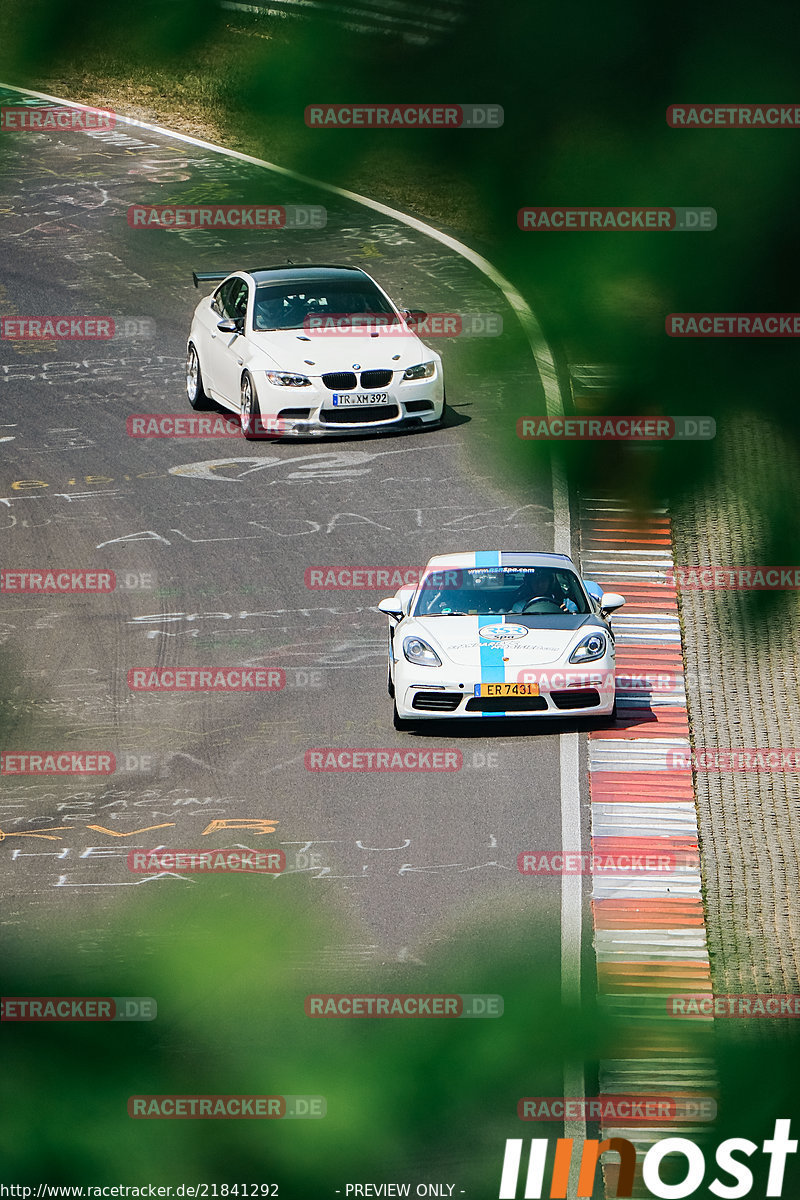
[332,392,388,406]
[474,682,540,698]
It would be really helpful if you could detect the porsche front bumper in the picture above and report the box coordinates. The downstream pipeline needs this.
[393,668,616,719]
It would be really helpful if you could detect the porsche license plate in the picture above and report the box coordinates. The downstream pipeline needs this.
[332,392,389,406]
[474,682,540,698]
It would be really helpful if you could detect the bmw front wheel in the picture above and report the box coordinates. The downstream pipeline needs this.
[240,372,263,439]
[186,344,210,410]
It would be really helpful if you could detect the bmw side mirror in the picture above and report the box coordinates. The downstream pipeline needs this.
[600,592,625,616]
[403,309,427,327]
[217,318,242,334]
[378,598,404,619]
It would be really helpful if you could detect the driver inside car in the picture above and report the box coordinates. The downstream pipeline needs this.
[254,292,312,330]
[254,294,288,329]
[508,569,578,613]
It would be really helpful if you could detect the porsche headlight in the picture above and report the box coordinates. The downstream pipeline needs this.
[569,632,607,663]
[402,361,435,381]
[265,371,311,387]
[403,636,442,667]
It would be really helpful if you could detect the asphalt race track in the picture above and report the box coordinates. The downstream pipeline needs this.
[0,87,599,1034]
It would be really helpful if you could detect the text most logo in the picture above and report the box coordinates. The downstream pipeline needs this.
[500,1120,797,1197]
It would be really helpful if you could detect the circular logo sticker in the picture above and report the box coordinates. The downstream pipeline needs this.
[479,624,529,641]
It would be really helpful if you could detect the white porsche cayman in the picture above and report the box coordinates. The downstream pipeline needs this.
[186,265,445,438]
[378,552,625,728]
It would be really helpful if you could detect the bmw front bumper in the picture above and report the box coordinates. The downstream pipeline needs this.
[254,374,444,438]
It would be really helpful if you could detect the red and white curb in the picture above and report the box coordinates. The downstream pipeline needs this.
[579,495,715,1195]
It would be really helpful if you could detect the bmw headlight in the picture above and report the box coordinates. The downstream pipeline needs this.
[265,371,311,387]
[569,632,607,663]
[402,361,435,381]
[403,636,442,667]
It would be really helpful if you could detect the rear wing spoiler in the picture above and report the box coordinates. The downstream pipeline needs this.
[192,271,233,289]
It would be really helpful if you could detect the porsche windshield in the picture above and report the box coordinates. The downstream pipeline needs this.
[414,566,590,616]
[253,280,399,332]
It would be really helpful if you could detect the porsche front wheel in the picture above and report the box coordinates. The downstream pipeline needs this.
[393,701,419,732]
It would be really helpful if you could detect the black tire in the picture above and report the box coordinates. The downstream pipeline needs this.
[392,701,416,732]
[589,696,617,730]
[435,388,448,428]
[240,372,262,439]
[186,343,211,410]
[387,636,395,697]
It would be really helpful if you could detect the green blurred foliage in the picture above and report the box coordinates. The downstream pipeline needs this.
[2,886,800,1195]
[0,0,225,71]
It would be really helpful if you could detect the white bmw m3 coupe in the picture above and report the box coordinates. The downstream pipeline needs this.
[186,265,445,438]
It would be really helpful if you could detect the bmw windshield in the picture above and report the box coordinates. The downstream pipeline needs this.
[413,567,591,616]
[253,279,400,332]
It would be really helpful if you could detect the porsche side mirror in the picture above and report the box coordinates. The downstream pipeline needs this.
[217,318,242,334]
[378,598,404,619]
[600,592,625,616]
